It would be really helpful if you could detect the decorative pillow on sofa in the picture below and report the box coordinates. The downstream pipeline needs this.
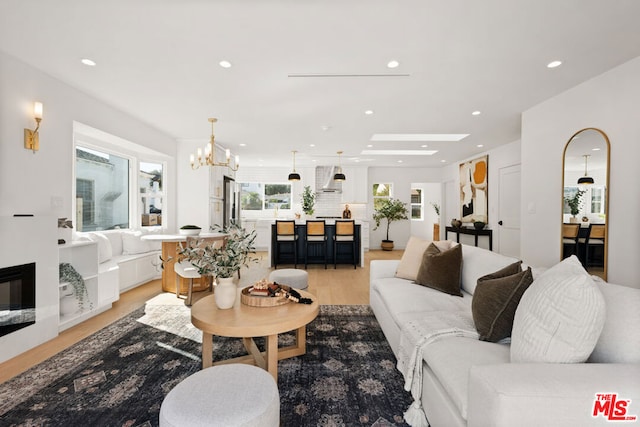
[121,231,153,255]
[87,232,113,264]
[472,261,534,342]
[415,242,463,296]
[511,256,606,363]
[395,236,431,281]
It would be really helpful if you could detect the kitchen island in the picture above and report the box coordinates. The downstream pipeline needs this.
[268,220,364,268]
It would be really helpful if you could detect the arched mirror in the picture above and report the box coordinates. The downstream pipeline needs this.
[561,128,610,280]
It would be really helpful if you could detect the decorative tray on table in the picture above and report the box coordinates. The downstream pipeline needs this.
[241,279,313,307]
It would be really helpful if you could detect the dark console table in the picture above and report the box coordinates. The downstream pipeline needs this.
[445,226,493,251]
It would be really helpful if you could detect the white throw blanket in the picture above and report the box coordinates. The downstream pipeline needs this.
[397,311,479,427]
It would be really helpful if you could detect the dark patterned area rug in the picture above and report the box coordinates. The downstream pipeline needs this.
[0,302,412,427]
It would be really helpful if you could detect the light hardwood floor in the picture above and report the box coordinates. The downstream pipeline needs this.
[0,250,401,384]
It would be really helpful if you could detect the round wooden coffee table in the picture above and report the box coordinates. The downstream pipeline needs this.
[191,289,319,383]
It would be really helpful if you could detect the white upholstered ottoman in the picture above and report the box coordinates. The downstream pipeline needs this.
[268,268,308,290]
[159,364,280,427]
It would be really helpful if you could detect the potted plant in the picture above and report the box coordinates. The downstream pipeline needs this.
[179,221,259,308]
[564,189,586,223]
[373,198,409,251]
[301,185,315,217]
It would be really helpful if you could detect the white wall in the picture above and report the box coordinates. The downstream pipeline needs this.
[410,183,441,240]
[368,167,442,249]
[441,141,521,253]
[0,52,177,228]
[521,56,640,288]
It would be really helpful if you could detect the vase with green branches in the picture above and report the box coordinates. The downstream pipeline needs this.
[373,198,409,250]
[431,203,440,220]
[179,221,259,279]
[301,186,315,217]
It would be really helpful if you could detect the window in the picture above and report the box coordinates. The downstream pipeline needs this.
[372,183,392,210]
[410,188,423,220]
[139,161,164,227]
[75,146,130,231]
[590,187,605,215]
[240,182,291,211]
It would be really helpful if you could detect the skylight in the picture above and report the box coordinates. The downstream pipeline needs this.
[370,134,469,142]
[361,150,438,156]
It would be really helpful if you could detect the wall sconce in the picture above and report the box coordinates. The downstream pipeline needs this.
[24,102,43,153]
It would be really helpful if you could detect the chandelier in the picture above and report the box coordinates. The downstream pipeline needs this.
[190,118,239,171]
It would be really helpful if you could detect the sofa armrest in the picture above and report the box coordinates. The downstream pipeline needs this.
[468,363,640,427]
[369,260,400,283]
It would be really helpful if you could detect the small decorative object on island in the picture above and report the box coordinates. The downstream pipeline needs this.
[564,189,586,224]
[373,198,409,251]
[179,225,202,236]
[451,219,462,228]
[301,185,315,217]
[179,221,258,309]
[473,220,486,230]
[342,204,352,219]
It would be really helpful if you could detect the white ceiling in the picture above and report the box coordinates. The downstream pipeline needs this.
[2,0,640,168]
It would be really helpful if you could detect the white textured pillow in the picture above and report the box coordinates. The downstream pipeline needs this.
[87,232,113,263]
[121,231,153,255]
[461,245,520,295]
[511,256,606,363]
[589,278,640,363]
[395,236,431,281]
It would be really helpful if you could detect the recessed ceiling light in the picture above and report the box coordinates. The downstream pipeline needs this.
[472,111,481,116]
[81,58,96,66]
[367,144,373,148]
[547,60,562,68]
[441,159,447,163]
[387,60,399,69]
[421,144,428,148]
[371,134,469,142]
[397,160,403,163]
[477,144,484,148]
[219,60,232,68]
[321,125,331,131]
[361,150,438,156]
[239,143,246,147]
[312,159,317,162]
[310,144,316,147]
[592,147,601,151]
[365,110,374,115]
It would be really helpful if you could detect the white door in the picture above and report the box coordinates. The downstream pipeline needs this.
[498,164,521,258]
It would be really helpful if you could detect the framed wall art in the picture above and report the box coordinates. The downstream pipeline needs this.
[459,155,488,223]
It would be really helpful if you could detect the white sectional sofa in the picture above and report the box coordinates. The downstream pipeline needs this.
[78,229,162,293]
[370,241,640,427]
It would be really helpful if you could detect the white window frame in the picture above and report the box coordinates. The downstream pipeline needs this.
[410,188,423,220]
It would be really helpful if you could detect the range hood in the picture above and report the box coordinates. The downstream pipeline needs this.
[315,166,343,193]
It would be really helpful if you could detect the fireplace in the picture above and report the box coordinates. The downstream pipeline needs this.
[0,262,36,337]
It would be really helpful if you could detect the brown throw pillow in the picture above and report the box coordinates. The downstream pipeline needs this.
[415,243,463,296]
[472,262,534,342]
